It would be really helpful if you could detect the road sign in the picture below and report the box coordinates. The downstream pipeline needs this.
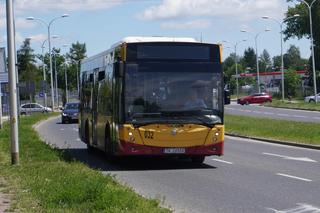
[39,92,44,97]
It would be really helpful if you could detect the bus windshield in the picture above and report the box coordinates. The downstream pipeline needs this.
[124,62,223,126]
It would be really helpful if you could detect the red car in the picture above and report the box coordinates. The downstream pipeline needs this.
[237,93,272,105]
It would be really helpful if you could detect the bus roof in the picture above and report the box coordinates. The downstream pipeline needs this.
[81,37,214,68]
[110,36,198,48]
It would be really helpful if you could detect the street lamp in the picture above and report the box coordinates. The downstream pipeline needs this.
[222,39,247,99]
[241,29,271,93]
[297,0,319,103]
[262,14,300,102]
[26,14,69,109]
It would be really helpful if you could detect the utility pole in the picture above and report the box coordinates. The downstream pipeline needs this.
[6,0,19,165]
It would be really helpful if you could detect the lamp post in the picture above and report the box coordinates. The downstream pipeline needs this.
[6,0,19,165]
[241,29,270,93]
[297,0,319,103]
[30,35,59,108]
[26,14,69,109]
[223,39,247,99]
[262,14,300,102]
[41,40,47,107]
[62,44,69,103]
[53,49,59,107]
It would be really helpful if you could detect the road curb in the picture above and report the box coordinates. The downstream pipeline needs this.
[262,105,320,112]
[32,115,60,130]
[226,133,320,150]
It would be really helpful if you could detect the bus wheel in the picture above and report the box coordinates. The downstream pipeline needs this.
[104,125,115,162]
[85,122,94,154]
[87,144,95,154]
[191,156,205,164]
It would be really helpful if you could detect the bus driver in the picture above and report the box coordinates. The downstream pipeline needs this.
[184,89,207,110]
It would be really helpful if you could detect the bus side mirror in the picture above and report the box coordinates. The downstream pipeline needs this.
[224,89,230,105]
[114,61,124,78]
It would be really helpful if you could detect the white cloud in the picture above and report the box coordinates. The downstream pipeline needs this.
[140,0,283,21]
[14,0,123,12]
[161,19,211,30]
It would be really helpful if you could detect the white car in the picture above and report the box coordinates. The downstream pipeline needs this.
[304,93,320,103]
[20,103,52,115]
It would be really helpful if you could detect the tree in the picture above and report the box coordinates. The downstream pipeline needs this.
[17,38,41,101]
[240,48,256,72]
[66,42,87,91]
[259,49,271,72]
[273,55,282,70]
[284,68,300,97]
[284,1,320,71]
[283,45,307,70]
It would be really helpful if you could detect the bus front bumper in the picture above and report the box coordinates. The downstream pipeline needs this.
[117,140,224,156]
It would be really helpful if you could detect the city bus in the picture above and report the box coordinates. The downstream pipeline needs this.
[79,37,229,163]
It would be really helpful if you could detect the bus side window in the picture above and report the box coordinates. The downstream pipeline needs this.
[98,71,105,81]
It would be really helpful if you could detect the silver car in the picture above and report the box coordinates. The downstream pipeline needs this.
[20,103,53,115]
[304,93,320,103]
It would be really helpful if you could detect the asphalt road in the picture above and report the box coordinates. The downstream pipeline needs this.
[36,117,320,213]
[225,102,320,123]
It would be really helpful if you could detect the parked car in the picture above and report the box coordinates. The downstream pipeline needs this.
[304,93,320,103]
[61,102,79,124]
[237,93,272,105]
[20,103,52,115]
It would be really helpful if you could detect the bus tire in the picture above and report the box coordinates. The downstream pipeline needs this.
[104,124,115,161]
[85,121,94,154]
[191,156,205,164]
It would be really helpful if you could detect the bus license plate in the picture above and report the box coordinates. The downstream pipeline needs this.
[164,148,185,154]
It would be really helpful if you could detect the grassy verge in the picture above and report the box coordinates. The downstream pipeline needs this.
[264,99,320,111]
[225,114,320,145]
[0,113,169,213]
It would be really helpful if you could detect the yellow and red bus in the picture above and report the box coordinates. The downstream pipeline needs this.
[79,37,229,163]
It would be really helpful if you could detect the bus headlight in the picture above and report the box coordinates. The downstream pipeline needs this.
[129,132,135,142]
[213,132,219,143]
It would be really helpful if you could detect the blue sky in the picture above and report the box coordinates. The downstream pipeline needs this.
[0,0,311,61]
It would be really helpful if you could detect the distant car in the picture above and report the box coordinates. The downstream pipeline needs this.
[20,103,52,115]
[237,93,272,105]
[304,93,320,103]
[61,102,79,124]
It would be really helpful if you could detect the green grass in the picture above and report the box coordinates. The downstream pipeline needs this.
[264,99,320,111]
[0,113,169,213]
[225,114,320,145]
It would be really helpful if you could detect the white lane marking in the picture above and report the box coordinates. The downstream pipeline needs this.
[244,110,252,112]
[263,112,274,115]
[263,152,317,163]
[293,115,307,118]
[277,113,290,117]
[267,203,320,213]
[76,138,81,141]
[73,128,78,132]
[276,173,312,182]
[60,128,64,131]
[225,107,234,110]
[252,111,261,114]
[211,159,233,164]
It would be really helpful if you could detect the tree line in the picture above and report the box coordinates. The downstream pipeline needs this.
[224,0,320,98]
[17,39,86,104]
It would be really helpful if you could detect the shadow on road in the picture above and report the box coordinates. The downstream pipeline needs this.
[60,147,217,172]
